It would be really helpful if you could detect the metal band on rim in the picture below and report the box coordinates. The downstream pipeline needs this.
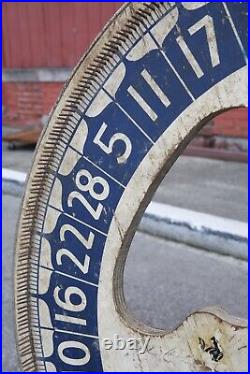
[15,2,248,371]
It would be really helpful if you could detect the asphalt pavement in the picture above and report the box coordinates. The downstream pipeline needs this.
[2,193,248,372]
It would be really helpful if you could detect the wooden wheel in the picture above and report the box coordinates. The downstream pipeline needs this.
[15,2,248,371]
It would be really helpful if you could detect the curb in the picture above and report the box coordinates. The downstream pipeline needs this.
[3,168,248,260]
[2,168,27,197]
[140,201,247,260]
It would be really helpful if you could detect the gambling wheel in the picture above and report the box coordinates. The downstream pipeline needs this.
[15,2,248,371]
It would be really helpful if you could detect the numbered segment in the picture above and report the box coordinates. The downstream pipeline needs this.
[15,2,247,372]
[40,330,102,372]
[43,212,106,284]
[37,271,98,336]
[162,2,246,98]
[83,105,154,185]
[114,53,193,141]
[56,154,124,233]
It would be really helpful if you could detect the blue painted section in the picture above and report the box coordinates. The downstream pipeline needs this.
[44,213,106,284]
[163,3,246,99]
[115,52,192,142]
[36,3,247,371]
[39,272,98,336]
[226,2,248,56]
[44,330,102,372]
[58,158,123,233]
[83,103,153,185]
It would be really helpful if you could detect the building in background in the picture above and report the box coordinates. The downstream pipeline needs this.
[3,2,121,127]
[2,2,247,160]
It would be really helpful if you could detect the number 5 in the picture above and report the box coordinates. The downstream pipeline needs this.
[93,122,132,164]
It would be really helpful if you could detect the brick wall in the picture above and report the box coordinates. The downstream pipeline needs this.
[213,109,248,138]
[2,81,248,155]
[2,2,247,157]
[3,82,63,127]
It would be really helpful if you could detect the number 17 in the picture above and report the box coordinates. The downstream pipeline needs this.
[176,15,220,78]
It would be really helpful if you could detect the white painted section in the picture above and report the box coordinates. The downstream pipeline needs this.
[98,67,248,372]
[150,7,179,48]
[182,2,209,11]
[126,33,156,61]
[126,5,178,61]
[103,62,126,98]
[85,90,112,117]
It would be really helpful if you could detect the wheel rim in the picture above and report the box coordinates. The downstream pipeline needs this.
[15,2,248,371]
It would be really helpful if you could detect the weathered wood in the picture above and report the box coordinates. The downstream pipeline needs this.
[14,2,248,372]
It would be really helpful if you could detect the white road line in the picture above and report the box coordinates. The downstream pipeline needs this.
[2,168,26,183]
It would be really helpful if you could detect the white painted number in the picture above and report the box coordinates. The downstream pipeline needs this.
[128,69,171,122]
[55,313,87,326]
[58,341,90,366]
[176,35,204,78]
[68,191,103,220]
[68,169,110,220]
[189,15,220,68]
[76,169,109,201]
[54,286,87,312]
[93,122,132,164]
[177,15,219,78]
[56,248,90,275]
[60,223,94,249]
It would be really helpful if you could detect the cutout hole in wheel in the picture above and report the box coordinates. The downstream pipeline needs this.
[122,108,247,331]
